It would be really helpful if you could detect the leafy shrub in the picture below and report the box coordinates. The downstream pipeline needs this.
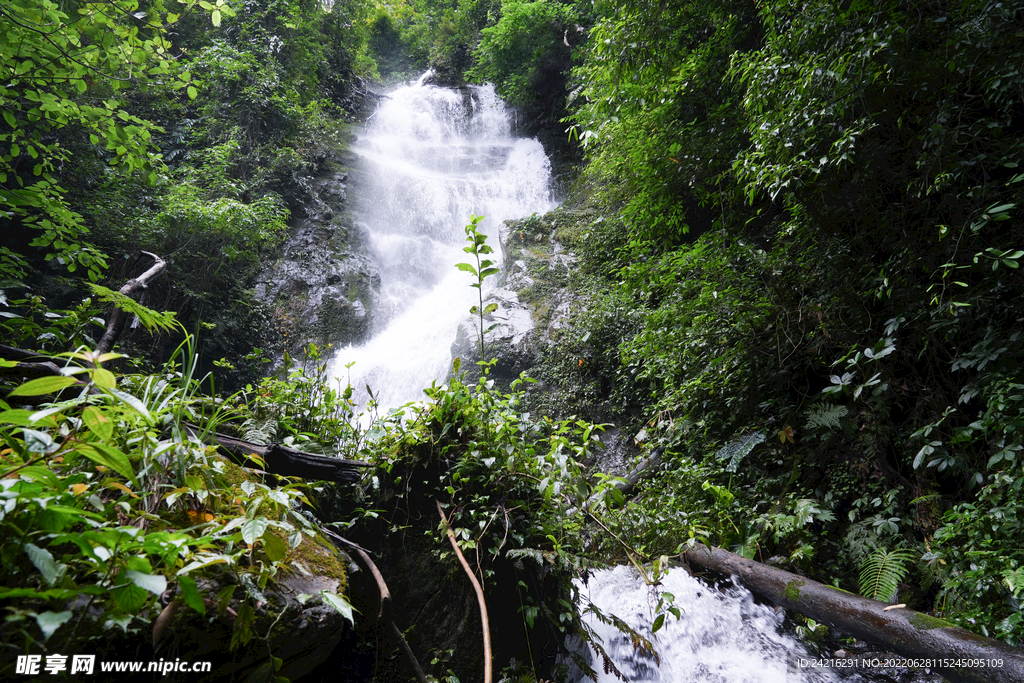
[470,0,578,107]
[0,342,352,668]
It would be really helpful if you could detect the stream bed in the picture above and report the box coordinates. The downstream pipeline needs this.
[320,75,949,683]
[570,566,944,683]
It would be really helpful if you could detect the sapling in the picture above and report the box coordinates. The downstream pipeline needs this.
[456,214,500,364]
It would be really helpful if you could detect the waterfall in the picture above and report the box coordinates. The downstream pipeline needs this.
[570,566,839,683]
[330,75,555,412]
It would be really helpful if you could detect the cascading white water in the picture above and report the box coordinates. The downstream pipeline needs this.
[571,566,839,683]
[330,74,555,412]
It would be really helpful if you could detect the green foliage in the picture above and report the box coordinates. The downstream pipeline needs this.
[344,361,635,678]
[551,0,1024,646]
[470,0,577,106]
[858,548,916,603]
[373,0,501,84]
[0,0,231,282]
[928,471,1024,644]
[588,455,718,561]
[240,344,364,458]
[568,0,758,246]
[0,341,337,664]
[618,232,778,438]
[0,293,109,354]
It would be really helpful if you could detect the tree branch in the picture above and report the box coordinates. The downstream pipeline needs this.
[436,499,492,683]
[94,251,166,354]
[329,531,428,683]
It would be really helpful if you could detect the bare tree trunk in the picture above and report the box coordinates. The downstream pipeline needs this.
[681,545,1024,683]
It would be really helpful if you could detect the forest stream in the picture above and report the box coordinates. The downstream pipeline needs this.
[324,76,939,683]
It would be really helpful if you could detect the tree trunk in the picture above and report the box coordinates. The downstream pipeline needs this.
[186,425,372,484]
[681,545,1024,683]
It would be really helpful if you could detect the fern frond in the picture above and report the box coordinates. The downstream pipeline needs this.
[240,417,276,445]
[88,283,178,333]
[804,403,849,430]
[859,548,916,602]
[1003,567,1024,598]
[715,431,766,473]
[506,547,546,566]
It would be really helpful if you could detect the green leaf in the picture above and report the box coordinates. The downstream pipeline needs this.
[82,405,113,441]
[247,663,276,683]
[178,575,206,616]
[217,585,237,615]
[107,388,152,424]
[261,530,287,562]
[455,263,478,274]
[988,203,1015,214]
[77,442,137,486]
[241,518,269,546]
[178,554,231,574]
[0,588,77,600]
[8,375,78,397]
[90,367,116,389]
[126,569,167,596]
[15,466,60,487]
[320,591,355,625]
[211,9,221,26]
[112,583,149,613]
[231,601,255,649]
[187,85,198,100]
[34,610,73,641]
[651,612,665,633]
[0,409,57,427]
[25,543,58,585]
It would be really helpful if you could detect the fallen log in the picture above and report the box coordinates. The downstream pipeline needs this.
[615,446,664,498]
[186,426,373,484]
[681,545,1024,683]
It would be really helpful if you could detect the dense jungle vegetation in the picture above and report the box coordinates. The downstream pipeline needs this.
[2,0,1023,680]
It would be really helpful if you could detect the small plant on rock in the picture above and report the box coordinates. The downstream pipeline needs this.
[457,214,500,363]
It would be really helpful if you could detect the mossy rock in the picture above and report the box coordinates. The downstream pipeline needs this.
[51,498,352,681]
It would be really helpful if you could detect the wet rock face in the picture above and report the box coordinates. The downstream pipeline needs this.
[450,285,540,386]
[449,212,578,389]
[255,164,381,356]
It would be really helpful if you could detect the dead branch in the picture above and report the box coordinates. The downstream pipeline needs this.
[436,499,492,683]
[326,528,427,683]
[95,251,166,354]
